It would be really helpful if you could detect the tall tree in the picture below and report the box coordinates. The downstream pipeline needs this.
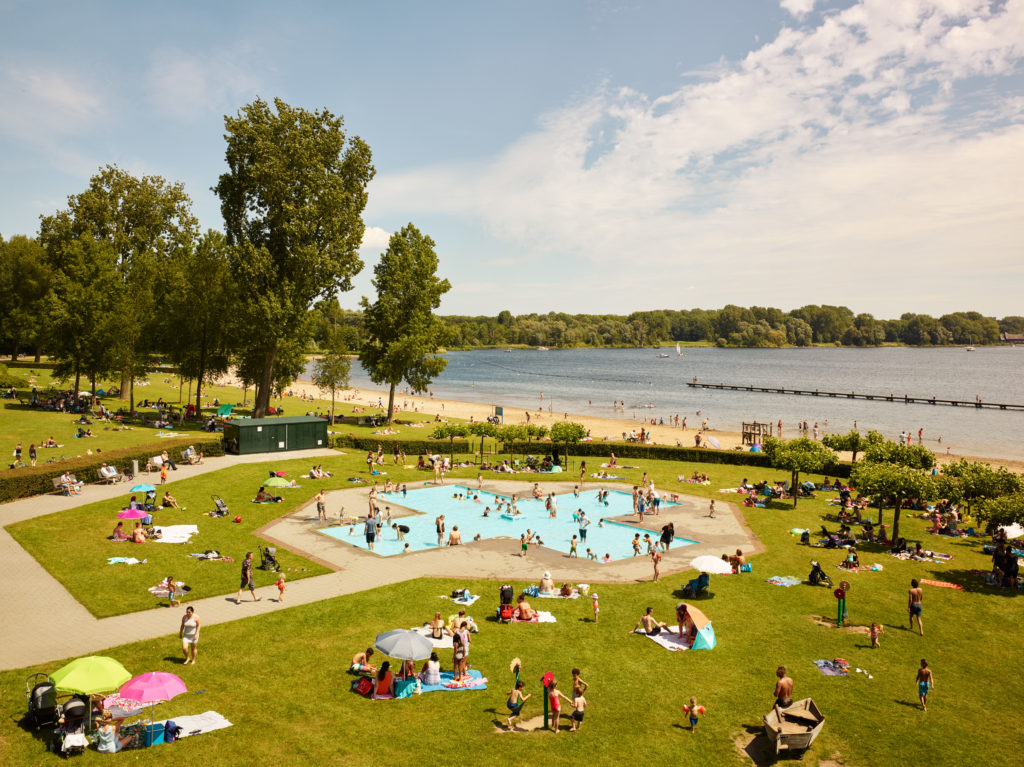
[39,164,198,409]
[311,344,352,424]
[0,235,51,361]
[214,97,374,417]
[45,235,121,397]
[160,230,236,413]
[851,462,934,543]
[821,429,884,465]
[360,224,451,422]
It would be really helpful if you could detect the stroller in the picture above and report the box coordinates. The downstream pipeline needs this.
[25,673,57,730]
[259,546,281,572]
[210,495,229,517]
[809,560,833,588]
[496,584,515,623]
[54,695,89,757]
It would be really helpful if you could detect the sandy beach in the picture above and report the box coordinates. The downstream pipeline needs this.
[276,375,1024,475]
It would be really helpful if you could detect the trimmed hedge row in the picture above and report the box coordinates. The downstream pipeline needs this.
[0,435,224,503]
[329,434,851,477]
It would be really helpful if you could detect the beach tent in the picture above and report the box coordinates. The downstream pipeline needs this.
[679,603,716,650]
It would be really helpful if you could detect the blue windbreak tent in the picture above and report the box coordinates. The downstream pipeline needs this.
[680,603,716,650]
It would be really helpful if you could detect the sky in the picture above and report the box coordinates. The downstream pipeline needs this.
[1,0,1021,317]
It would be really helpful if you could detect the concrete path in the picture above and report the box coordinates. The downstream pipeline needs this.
[1,460,760,671]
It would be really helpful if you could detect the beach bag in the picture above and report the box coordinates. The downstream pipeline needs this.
[740,563,752,573]
[352,677,374,696]
[560,583,573,597]
[525,585,539,597]
[499,605,515,620]
[164,720,181,743]
[451,588,467,600]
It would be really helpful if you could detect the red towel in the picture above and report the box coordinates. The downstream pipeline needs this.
[920,579,964,590]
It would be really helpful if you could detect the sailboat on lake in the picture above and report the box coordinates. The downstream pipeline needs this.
[676,342,684,357]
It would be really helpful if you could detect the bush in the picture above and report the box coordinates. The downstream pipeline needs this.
[0,363,26,388]
[0,436,225,503]
[330,434,851,476]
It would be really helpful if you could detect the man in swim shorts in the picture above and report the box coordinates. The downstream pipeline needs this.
[631,607,668,636]
[774,666,793,708]
[908,579,924,635]
[364,514,378,551]
[569,693,587,731]
[578,511,590,543]
[236,552,259,603]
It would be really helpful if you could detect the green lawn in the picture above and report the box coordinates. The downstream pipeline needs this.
[2,456,1022,765]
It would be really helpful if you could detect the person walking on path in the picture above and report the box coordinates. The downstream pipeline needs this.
[707,499,716,518]
[916,659,934,711]
[908,579,924,635]
[651,549,662,582]
[236,552,260,603]
[179,606,201,664]
[774,667,793,709]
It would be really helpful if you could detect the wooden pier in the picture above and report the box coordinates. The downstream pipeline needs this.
[685,382,1024,411]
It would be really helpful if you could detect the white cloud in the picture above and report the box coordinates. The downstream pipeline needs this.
[360,226,392,251]
[145,47,262,122]
[370,0,1024,315]
[780,0,816,18]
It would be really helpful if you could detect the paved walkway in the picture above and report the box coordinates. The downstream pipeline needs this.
[1,459,760,671]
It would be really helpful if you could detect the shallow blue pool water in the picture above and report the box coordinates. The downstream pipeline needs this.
[318,485,697,559]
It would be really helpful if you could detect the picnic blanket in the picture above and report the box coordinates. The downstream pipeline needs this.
[718,488,742,493]
[512,610,556,623]
[634,625,691,651]
[536,590,580,599]
[153,711,232,738]
[813,659,849,677]
[152,524,198,544]
[148,581,189,599]
[107,557,145,565]
[188,552,234,562]
[411,626,454,649]
[440,594,480,606]
[766,576,802,587]
[602,463,638,469]
[591,474,625,480]
[835,564,883,573]
[920,579,965,590]
[155,431,186,438]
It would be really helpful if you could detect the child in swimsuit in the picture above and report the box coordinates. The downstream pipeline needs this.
[548,680,571,733]
[591,594,599,623]
[569,693,587,731]
[506,680,530,727]
[683,696,707,732]
[870,623,882,648]
[916,659,934,711]
[276,573,286,602]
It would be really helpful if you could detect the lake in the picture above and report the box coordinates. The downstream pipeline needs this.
[325,346,1024,461]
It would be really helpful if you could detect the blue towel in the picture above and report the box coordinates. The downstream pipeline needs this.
[419,669,487,694]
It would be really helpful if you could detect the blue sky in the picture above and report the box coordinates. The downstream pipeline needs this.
[1,0,1021,316]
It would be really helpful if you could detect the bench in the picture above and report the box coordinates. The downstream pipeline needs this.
[52,475,82,495]
[96,468,125,484]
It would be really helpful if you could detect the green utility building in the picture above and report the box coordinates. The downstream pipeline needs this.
[223,416,329,455]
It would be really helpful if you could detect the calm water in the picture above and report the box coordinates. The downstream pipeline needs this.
[317,484,694,559]
[327,347,1024,461]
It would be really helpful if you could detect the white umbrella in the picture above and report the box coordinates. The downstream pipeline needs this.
[706,436,721,449]
[690,555,733,574]
[1000,523,1024,540]
[373,629,433,661]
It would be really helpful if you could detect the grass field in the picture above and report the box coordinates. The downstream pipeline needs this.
[3,452,1022,766]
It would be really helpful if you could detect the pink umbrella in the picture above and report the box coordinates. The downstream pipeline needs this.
[119,672,187,704]
[117,508,149,519]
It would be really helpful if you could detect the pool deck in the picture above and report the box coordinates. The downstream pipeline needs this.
[1,470,760,670]
[259,479,762,584]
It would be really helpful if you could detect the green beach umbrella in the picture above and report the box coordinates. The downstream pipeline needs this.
[264,476,289,487]
[51,656,132,695]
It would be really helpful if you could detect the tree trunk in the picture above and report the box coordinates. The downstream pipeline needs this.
[11,341,19,361]
[386,383,396,423]
[330,387,336,425]
[178,375,183,404]
[34,345,41,363]
[120,374,129,400]
[890,497,902,543]
[253,346,277,418]
[130,378,135,413]
[73,360,81,398]
[195,327,208,414]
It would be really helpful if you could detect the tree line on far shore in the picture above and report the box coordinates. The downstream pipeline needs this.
[309,303,1023,353]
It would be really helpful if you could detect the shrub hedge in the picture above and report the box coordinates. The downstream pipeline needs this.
[0,435,224,503]
[330,435,852,477]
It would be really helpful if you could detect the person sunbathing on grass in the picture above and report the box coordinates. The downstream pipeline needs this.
[253,487,280,503]
[630,607,668,636]
[514,595,535,621]
[162,491,181,509]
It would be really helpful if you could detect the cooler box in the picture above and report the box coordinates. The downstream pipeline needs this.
[143,722,165,746]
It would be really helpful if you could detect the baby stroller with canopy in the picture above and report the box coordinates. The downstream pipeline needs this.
[808,561,833,588]
[210,495,229,517]
[54,695,89,757]
[496,584,515,622]
[259,546,281,572]
[25,673,57,730]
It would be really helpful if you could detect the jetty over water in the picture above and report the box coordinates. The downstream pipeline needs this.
[686,381,1024,411]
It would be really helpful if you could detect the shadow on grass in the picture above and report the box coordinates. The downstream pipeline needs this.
[893,699,922,709]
